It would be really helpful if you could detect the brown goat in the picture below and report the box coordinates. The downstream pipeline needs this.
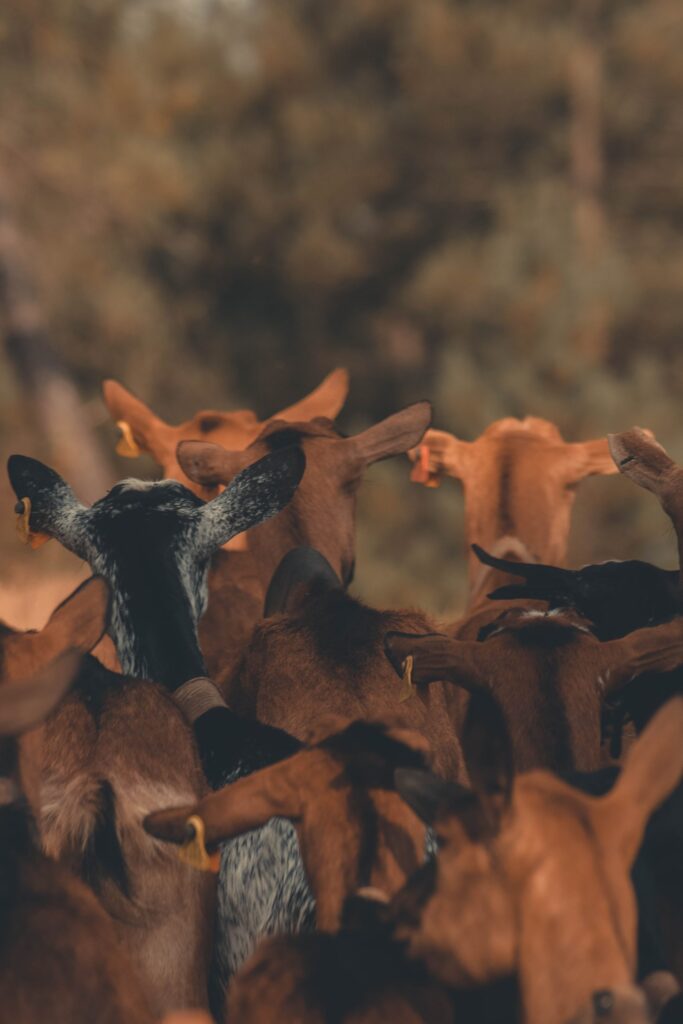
[231,548,464,780]
[408,417,617,599]
[1,579,214,1016]
[225,694,683,1024]
[609,428,683,581]
[391,693,683,1024]
[102,368,349,497]
[181,402,432,688]
[385,613,683,774]
[145,718,431,933]
[0,653,154,1024]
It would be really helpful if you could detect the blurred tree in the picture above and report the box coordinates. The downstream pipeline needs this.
[0,0,682,607]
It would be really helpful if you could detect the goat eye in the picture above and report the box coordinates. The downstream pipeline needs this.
[593,990,614,1016]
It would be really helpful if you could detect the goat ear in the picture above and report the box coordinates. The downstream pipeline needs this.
[598,617,683,697]
[394,768,469,827]
[177,441,249,488]
[41,576,111,656]
[194,447,305,554]
[145,758,302,846]
[384,632,488,695]
[102,379,174,463]
[276,368,349,423]
[408,428,473,485]
[0,652,81,737]
[5,577,111,680]
[599,696,683,865]
[7,456,92,558]
[563,439,619,480]
[349,402,432,467]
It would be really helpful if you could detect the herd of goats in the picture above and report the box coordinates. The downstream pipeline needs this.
[3,366,683,1024]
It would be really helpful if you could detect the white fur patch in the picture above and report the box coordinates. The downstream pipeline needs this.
[116,478,175,493]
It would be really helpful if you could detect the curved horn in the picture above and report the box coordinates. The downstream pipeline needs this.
[472,544,580,587]
[486,584,578,605]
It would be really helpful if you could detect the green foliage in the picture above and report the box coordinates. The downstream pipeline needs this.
[1,0,682,608]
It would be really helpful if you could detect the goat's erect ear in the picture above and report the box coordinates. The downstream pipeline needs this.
[598,696,683,866]
[394,768,470,827]
[563,439,619,480]
[0,651,81,737]
[349,402,432,467]
[276,368,349,423]
[7,456,92,559]
[193,447,305,554]
[408,428,473,485]
[5,577,111,681]
[41,576,111,656]
[598,616,683,697]
[102,379,174,463]
[177,441,249,488]
[384,632,488,695]
[145,757,302,847]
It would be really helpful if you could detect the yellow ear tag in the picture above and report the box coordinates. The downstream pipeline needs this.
[15,498,51,550]
[398,654,415,703]
[115,421,141,458]
[177,815,220,874]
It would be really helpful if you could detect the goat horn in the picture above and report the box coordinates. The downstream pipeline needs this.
[472,544,580,586]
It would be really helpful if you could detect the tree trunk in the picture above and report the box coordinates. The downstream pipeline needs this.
[569,0,611,363]
[0,178,112,503]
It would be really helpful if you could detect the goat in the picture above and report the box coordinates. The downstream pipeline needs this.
[102,368,349,497]
[0,575,214,1015]
[224,693,683,1024]
[145,718,431,935]
[392,693,683,1024]
[7,449,320,1003]
[232,546,465,780]
[468,547,683,993]
[408,417,617,599]
[178,402,433,688]
[384,612,683,774]
[0,653,154,1023]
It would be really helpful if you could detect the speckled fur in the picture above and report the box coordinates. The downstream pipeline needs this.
[215,818,315,987]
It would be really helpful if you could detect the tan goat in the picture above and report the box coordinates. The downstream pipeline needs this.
[102,368,349,496]
[409,417,617,600]
[392,694,683,1024]
[223,693,683,1024]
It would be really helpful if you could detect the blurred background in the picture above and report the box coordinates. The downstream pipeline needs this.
[1,0,682,626]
